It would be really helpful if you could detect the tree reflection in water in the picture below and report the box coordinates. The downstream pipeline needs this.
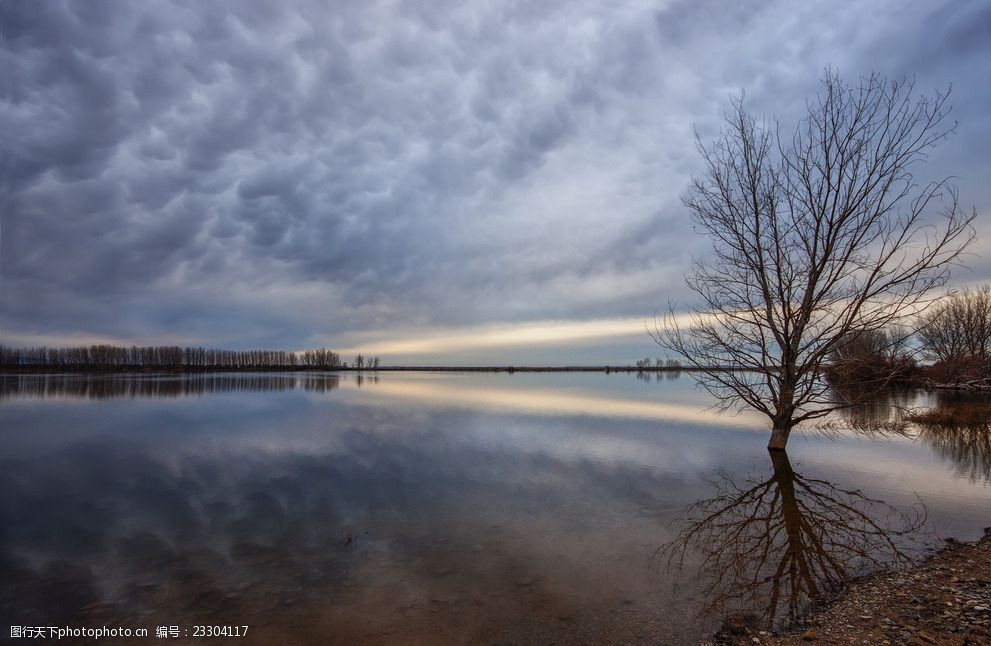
[834,388,991,483]
[919,424,991,482]
[658,450,927,630]
[816,384,917,437]
[909,392,991,483]
[0,372,342,399]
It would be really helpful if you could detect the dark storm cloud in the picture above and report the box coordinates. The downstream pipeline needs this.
[1,0,988,353]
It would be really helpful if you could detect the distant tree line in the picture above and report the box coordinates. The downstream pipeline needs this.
[300,348,344,368]
[0,344,347,371]
[635,357,682,371]
[352,354,381,370]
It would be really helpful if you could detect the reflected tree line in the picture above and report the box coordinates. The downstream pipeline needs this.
[0,373,349,400]
[0,441,381,631]
[923,423,991,483]
[636,371,683,383]
[910,391,991,483]
[0,345,347,371]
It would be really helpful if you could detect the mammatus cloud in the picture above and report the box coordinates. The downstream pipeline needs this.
[2,0,988,362]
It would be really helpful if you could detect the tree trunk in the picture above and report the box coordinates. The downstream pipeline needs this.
[768,423,791,450]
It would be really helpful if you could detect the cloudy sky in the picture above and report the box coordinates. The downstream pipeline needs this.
[2,0,989,365]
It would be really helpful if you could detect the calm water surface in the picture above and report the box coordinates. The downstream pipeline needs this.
[1,372,988,644]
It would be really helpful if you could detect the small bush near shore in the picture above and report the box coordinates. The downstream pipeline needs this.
[922,356,991,384]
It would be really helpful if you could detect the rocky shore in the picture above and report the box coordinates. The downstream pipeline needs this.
[711,530,991,646]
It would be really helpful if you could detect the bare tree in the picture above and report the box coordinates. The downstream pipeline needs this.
[654,71,975,450]
[917,286,991,369]
[824,325,917,387]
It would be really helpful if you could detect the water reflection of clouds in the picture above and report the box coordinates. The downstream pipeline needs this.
[1,372,759,430]
[3,374,990,642]
[340,377,766,429]
[918,424,991,483]
[825,388,991,487]
[1,387,744,484]
[786,435,991,525]
[0,409,711,643]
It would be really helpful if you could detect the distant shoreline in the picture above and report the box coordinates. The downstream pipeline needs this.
[0,365,725,374]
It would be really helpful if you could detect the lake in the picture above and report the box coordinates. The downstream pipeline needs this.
[1,371,988,644]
